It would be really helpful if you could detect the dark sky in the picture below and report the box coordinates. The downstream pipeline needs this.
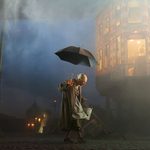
[0,0,110,117]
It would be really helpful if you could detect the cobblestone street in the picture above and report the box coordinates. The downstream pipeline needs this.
[0,136,150,150]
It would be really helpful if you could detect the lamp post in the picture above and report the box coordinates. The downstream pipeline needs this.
[50,99,57,115]
[53,100,57,115]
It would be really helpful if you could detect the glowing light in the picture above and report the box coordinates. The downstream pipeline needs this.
[129,39,134,42]
[116,6,120,10]
[137,41,141,44]
[38,118,41,122]
[116,21,120,26]
[128,67,135,76]
[133,30,138,33]
[38,126,43,134]
[43,113,46,118]
[31,123,35,127]
[35,117,38,120]
[128,39,146,64]
[27,123,30,127]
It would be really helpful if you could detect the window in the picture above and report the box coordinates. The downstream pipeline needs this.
[103,46,108,69]
[104,17,110,34]
[99,50,103,70]
[127,39,146,64]
[117,36,121,64]
[110,39,117,67]
[128,66,135,76]
[116,21,120,26]
[127,39,147,76]
[128,0,142,23]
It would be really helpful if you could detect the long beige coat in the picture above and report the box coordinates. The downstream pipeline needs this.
[59,79,82,131]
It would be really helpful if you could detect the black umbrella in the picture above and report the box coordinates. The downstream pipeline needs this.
[55,46,97,67]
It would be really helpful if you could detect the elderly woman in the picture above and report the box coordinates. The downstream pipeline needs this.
[59,73,92,143]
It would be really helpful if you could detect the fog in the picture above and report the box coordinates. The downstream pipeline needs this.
[0,0,109,116]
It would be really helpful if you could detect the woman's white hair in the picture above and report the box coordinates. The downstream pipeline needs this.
[77,73,88,82]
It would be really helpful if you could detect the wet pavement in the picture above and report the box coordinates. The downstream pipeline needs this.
[0,136,150,150]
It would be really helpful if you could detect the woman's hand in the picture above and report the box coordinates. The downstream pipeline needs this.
[66,79,74,87]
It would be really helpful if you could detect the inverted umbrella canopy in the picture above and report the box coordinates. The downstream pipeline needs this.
[55,46,97,67]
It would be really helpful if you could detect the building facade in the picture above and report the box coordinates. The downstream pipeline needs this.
[0,0,4,78]
[0,33,3,77]
[96,0,150,133]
